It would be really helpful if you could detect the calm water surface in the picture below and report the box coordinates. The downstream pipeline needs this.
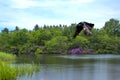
[18,55,120,80]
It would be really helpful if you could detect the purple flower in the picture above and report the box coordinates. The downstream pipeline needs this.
[70,48,83,54]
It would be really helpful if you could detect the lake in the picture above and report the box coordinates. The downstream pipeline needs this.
[17,54,120,80]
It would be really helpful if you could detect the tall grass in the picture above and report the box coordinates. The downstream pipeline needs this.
[0,52,40,80]
[0,52,16,62]
[0,61,40,80]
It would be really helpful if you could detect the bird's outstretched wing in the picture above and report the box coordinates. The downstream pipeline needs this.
[84,22,94,30]
[73,22,94,38]
[83,22,94,35]
[73,23,83,38]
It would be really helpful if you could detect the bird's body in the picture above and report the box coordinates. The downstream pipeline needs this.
[73,22,94,38]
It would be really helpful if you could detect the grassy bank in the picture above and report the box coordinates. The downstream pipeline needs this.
[0,52,16,62]
[0,61,40,80]
[0,52,40,80]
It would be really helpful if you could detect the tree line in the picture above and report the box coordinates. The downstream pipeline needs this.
[0,18,120,56]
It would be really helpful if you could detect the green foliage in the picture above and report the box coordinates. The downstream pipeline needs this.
[45,36,68,54]
[0,18,120,54]
[72,36,89,49]
[35,48,43,57]
[0,32,11,47]
[0,52,40,80]
[9,29,29,46]
[0,52,16,62]
[0,61,40,80]
[104,18,120,36]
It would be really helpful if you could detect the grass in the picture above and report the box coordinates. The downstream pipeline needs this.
[0,52,40,80]
[0,52,16,62]
[0,61,40,80]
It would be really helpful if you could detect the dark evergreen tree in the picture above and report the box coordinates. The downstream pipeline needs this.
[2,28,9,33]
[34,24,39,31]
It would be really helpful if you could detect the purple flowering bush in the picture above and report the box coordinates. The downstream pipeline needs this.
[69,48,83,54]
[69,48,95,54]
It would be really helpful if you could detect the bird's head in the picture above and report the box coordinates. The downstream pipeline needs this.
[83,27,92,35]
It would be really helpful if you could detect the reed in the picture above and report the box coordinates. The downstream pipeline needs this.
[0,61,40,80]
[0,52,16,62]
[0,52,40,80]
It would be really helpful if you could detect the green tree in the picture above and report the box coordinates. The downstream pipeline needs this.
[71,36,90,49]
[0,19,120,54]
[9,29,29,46]
[45,36,68,54]
[104,18,120,36]
[0,32,11,52]
[0,33,10,46]
[50,28,62,37]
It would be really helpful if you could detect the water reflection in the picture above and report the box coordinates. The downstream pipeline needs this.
[18,55,120,80]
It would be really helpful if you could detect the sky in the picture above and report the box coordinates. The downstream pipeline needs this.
[0,0,120,31]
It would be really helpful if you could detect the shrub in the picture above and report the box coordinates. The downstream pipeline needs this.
[35,48,43,57]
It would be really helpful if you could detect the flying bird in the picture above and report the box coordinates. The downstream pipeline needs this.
[73,22,94,38]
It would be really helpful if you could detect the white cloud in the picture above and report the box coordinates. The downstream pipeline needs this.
[10,0,39,9]
[1,0,120,30]
[69,0,94,4]
[0,15,72,30]
[10,0,94,9]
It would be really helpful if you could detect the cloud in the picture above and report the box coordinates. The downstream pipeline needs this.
[0,0,120,30]
[10,0,94,9]
[10,0,39,9]
[67,0,94,4]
